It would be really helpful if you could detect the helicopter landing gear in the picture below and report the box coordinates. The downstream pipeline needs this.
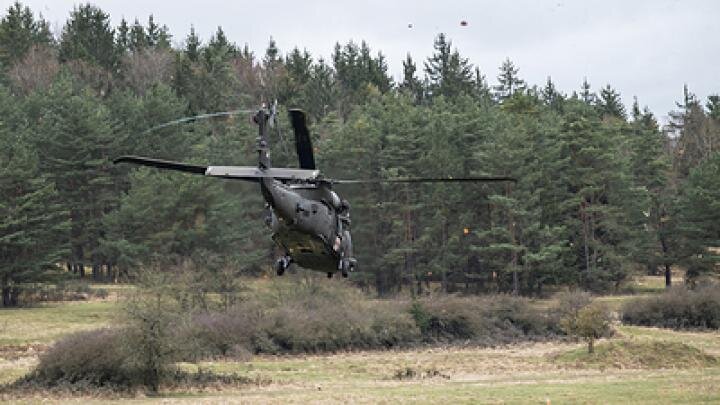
[340,260,350,278]
[339,257,356,278]
[275,256,292,276]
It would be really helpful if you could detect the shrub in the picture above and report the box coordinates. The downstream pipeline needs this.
[32,328,137,389]
[622,285,720,329]
[410,294,559,344]
[553,290,592,321]
[561,302,613,353]
[176,302,264,360]
[254,288,419,353]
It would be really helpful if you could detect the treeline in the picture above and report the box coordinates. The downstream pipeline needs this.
[1,2,719,304]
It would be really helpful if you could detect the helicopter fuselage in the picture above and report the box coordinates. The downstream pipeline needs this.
[261,178,351,274]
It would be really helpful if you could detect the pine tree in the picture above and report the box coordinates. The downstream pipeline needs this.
[580,77,595,105]
[399,53,423,103]
[0,1,53,69]
[305,58,335,121]
[706,95,720,121]
[424,33,474,99]
[597,84,626,119]
[146,15,159,47]
[59,4,118,69]
[541,76,564,111]
[185,25,200,62]
[129,18,147,52]
[0,86,69,306]
[27,74,122,277]
[116,18,130,54]
[677,153,720,282]
[281,47,313,106]
[668,85,720,178]
[494,58,525,100]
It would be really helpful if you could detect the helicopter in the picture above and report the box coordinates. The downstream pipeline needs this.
[115,105,516,278]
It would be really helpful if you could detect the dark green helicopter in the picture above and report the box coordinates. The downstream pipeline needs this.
[115,105,515,278]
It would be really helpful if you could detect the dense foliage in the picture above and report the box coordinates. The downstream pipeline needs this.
[26,278,559,391]
[622,285,720,329]
[1,2,719,303]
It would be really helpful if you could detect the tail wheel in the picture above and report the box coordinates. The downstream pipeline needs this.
[275,256,291,276]
[274,259,285,276]
[341,259,350,278]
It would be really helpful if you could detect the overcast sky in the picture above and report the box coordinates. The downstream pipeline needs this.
[12,0,719,121]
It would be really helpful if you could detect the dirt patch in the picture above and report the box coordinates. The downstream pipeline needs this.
[0,344,47,360]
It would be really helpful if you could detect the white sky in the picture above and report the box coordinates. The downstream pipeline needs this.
[9,0,719,121]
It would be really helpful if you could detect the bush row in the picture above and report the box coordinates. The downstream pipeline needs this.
[26,281,565,390]
[621,285,720,329]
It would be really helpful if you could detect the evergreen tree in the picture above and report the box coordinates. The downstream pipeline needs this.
[115,18,130,54]
[27,74,122,277]
[0,1,53,69]
[669,85,720,178]
[185,25,201,62]
[129,18,147,52]
[281,47,313,106]
[707,95,720,120]
[473,67,492,103]
[305,58,335,121]
[541,76,564,111]
[597,84,626,119]
[146,14,159,47]
[424,33,474,99]
[677,153,720,282]
[399,53,423,103]
[494,58,525,100]
[59,4,118,69]
[0,86,69,306]
[580,77,595,105]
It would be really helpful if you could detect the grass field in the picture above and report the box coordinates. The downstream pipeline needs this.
[1,277,719,403]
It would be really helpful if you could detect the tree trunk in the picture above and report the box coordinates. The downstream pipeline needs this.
[2,286,11,307]
[588,338,594,354]
[581,203,591,274]
[75,263,85,278]
[660,236,672,288]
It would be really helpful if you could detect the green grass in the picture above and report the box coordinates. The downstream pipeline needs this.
[2,285,720,403]
[0,300,117,345]
[556,340,718,369]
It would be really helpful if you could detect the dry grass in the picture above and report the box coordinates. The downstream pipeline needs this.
[2,285,720,403]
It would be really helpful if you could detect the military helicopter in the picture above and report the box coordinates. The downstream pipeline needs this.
[115,105,515,278]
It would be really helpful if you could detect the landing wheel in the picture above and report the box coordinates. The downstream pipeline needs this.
[327,272,333,278]
[341,260,349,278]
[275,257,291,276]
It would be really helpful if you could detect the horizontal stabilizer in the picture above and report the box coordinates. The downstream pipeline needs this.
[114,156,321,182]
[206,166,320,181]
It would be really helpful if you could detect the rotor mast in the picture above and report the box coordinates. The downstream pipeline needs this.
[255,107,271,170]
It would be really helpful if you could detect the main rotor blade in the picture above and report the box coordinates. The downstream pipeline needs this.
[114,155,208,174]
[141,109,254,134]
[330,176,517,184]
[288,109,316,170]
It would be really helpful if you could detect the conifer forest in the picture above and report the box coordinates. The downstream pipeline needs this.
[1,2,719,307]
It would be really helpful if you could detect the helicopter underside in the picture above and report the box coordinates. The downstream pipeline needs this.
[272,225,340,273]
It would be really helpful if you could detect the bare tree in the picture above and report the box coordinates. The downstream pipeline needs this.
[123,48,174,95]
[8,45,59,95]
